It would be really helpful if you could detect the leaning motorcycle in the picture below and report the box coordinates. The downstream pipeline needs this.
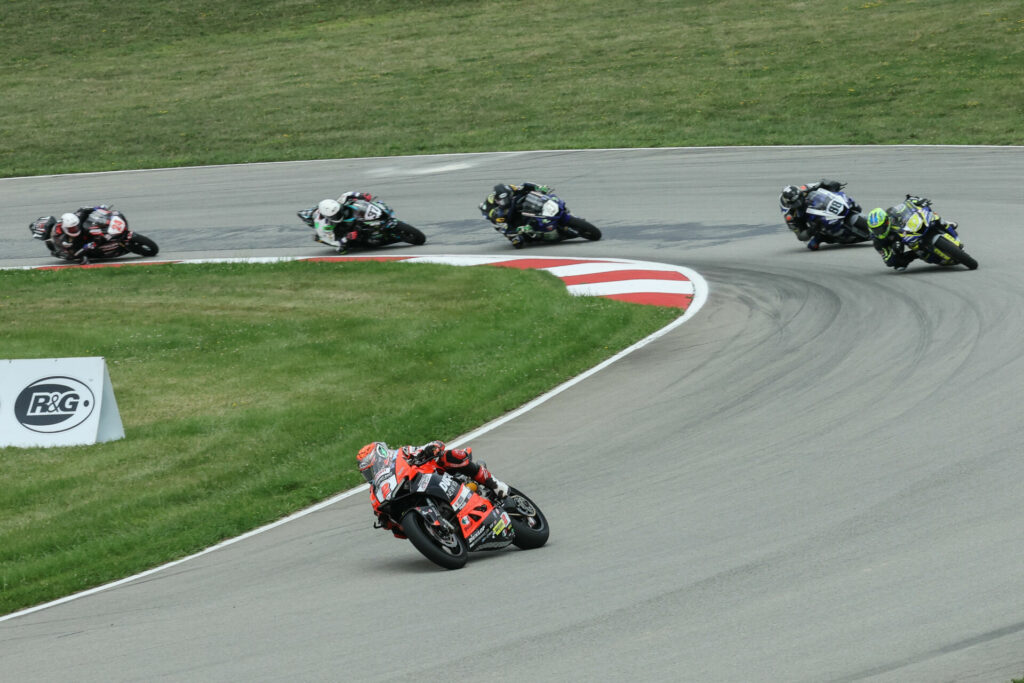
[297,197,425,251]
[29,208,159,263]
[363,444,549,569]
[889,196,977,270]
[787,186,870,247]
[502,190,602,248]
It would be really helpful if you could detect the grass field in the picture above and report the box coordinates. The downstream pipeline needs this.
[0,261,680,614]
[2,0,1021,177]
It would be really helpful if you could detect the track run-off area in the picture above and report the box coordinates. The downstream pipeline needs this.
[1,146,1023,682]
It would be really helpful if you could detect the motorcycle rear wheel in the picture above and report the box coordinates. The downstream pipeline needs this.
[394,221,426,246]
[505,488,549,550]
[401,508,468,569]
[565,216,601,241]
[128,234,159,257]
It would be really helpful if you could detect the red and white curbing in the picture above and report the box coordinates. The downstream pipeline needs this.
[10,254,707,310]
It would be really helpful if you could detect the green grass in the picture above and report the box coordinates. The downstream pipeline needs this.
[2,0,1022,177]
[0,261,680,615]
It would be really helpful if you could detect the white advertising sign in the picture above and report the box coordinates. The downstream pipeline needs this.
[0,357,125,448]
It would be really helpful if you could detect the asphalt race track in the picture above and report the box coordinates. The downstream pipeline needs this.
[2,147,1023,682]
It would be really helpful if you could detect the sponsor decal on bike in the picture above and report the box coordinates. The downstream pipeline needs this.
[450,485,473,511]
[14,376,95,433]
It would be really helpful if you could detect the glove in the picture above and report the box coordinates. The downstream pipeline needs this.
[537,185,552,194]
[410,440,444,464]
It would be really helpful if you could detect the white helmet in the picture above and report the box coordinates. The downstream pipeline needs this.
[60,212,81,235]
[318,199,342,220]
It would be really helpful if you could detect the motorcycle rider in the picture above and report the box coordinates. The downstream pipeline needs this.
[479,182,553,248]
[305,191,375,253]
[358,440,510,536]
[778,178,847,250]
[45,212,91,262]
[57,205,125,262]
[866,196,959,272]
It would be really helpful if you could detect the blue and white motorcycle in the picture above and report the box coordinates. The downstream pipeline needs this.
[502,190,602,249]
[787,186,870,248]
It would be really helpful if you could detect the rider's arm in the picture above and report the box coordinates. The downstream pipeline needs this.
[520,182,552,194]
[816,179,843,192]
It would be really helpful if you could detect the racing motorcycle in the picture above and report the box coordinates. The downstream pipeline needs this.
[363,443,549,569]
[29,208,159,263]
[501,190,602,248]
[788,185,870,248]
[297,197,425,251]
[888,196,978,270]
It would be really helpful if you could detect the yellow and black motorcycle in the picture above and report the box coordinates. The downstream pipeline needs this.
[890,196,978,270]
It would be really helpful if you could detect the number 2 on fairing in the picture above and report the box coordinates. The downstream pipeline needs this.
[376,474,397,502]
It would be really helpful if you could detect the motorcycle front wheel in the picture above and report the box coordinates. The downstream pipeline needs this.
[128,234,159,257]
[394,221,426,246]
[565,216,601,241]
[934,238,978,270]
[401,508,468,569]
[505,488,550,550]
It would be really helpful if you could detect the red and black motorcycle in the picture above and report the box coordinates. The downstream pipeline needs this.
[30,208,159,263]
[362,444,549,569]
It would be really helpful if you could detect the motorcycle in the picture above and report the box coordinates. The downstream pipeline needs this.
[501,190,602,248]
[29,208,159,263]
[363,444,549,569]
[889,196,977,270]
[787,185,870,247]
[297,197,425,251]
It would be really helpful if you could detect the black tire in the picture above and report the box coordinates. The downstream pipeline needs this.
[400,508,467,569]
[934,238,978,270]
[505,488,549,550]
[565,216,601,241]
[128,233,159,257]
[394,221,426,246]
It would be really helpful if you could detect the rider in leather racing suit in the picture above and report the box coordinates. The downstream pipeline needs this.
[31,205,122,263]
[778,178,845,250]
[308,191,375,253]
[479,182,553,248]
[357,440,510,537]
[865,196,960,272]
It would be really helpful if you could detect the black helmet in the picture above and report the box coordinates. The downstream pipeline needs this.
[481,184,514,222]
[492,184,513,208]
[779,185,802,209]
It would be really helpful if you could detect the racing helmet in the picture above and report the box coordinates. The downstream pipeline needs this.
[357,442,389,481]
[482,184,514,222]
[866,208,891,238]
[318,198,343,223]
[60,213,81,236]
[779,185,802,209]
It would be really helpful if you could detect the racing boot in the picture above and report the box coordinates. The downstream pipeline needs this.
[474,465,509,499]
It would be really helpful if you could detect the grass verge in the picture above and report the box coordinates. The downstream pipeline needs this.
[3,0,1022,177]
[0,260,680,615]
